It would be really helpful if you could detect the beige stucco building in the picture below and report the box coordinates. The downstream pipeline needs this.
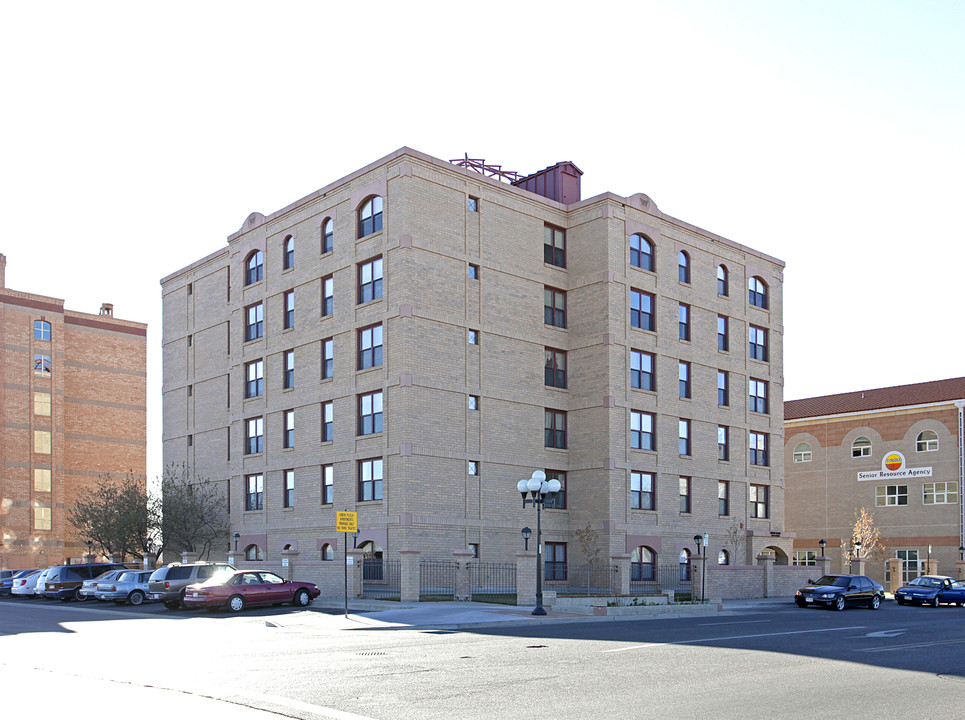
[161,147,788,582]
[785,377,965,585]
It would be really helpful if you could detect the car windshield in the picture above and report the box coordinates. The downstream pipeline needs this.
[203,569,238,585]
[814,576,850,587]
[908,576,943,587]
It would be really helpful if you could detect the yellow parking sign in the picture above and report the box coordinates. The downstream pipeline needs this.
[336,511,358,533]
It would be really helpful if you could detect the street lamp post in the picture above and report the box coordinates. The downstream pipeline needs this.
[517,470,561,616]
[521,527,532,552]
[233,532,240,552]
[819,538,827,556]
[693,535,706,602]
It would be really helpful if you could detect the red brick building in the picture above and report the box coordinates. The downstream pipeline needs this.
[0,255,147,568]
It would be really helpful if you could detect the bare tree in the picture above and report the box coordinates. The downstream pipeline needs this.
[66,473,148,561]
[724,521,746,565]
[840,507,886,564]
[160,464,229,560]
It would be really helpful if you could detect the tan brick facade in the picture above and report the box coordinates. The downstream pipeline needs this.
[161,147,787,576]
[0,255,147,568]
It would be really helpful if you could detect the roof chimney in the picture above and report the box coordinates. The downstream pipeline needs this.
[99,303,114,317]
[0,253,6,289]
[512,161,583,204]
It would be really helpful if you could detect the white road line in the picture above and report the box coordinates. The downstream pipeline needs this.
[856,637,965,653]
[236,690,381,720]
[603,625,867,653]
[698,620,771,627]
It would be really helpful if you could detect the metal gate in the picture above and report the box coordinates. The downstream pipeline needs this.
[470,562,516,604]
[553,564,615,596]
[420,560,457,601]
[629,563,692,599]
[362,559,400,600]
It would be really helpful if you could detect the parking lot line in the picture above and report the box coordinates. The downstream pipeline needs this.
[235,690,380,720]
[603,625,867,653]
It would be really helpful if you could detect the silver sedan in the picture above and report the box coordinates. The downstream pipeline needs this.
[94,570,153,605]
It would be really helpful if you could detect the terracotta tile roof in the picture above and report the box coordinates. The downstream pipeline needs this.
[785,377,965,420]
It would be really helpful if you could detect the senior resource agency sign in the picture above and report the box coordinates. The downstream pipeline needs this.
[857,451,932,481]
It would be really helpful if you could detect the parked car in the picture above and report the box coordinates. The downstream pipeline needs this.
[894,575,965,607]
[10,569,43,596]
[43,563,128,601]
[148,562,235,609]
[95,570,153,605]
[182,569,320,613]
[795,574,884,610]
[79,569,128,600]
[31,568,53,597]
[1,569,37,596]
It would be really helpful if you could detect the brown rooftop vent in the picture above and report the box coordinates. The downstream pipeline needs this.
[99,303,114,316]
[512,161,583,204]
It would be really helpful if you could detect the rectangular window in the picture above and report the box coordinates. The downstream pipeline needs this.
[34,504,51,530]
[544,409,567,449]
[468,263,479,279]
[245,303,264,341]
[35,468,51,492]
[283,409,294,449]
[679,419,691,456]
[718,480,729,516]
[718,425,729,461]
[718,370,729,406]
[34,430,51,454]
[749,431,768,466]
[544,287,566,328]
[468,329,479,345]
[358,324,383,370]
[678,304,690,341]
[246,360,264,398]
[717,315,729,351]
[631,471,654,510]
[322,276,334,317]
[631,350,654,391]
[544,470,566,509]
[545,541,567,581]
[358,257,384,304]
[283,469,295,508]
[467,461,479,476]
[245,474,264,511]
[749,378,768,414]
[923,481,958,505]
[876,484,908,507]
[34,391,51,416]
[544,348,567,388]
[679,476,692,513]
[358,458,383,501]
[468,196,479,212]
[544,224,565,268]
[630,411,655,451]
[34,320,52,341]
[468,395,479,410]
[630,289,654,331]
[793,551,817,566]
[678,361,691,399]
[322,401,333,442]
[284,290,295,329]
[358,391,383,435]
[749,325,768,362]
[321,338,334,379]
[750,484,769,518]
[245,417,264,455]
[322,464,334,505]
[283,350,295,389]
[34,354,51,376]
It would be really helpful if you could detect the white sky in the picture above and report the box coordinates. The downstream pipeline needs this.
[2,1,963,477]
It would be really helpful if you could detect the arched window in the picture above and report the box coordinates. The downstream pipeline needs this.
[678,251,690,284]
[916,429,939,452]
[679,549,692,581]
[283,235,294,270]
[245,250,263,285]
[321,544,334,561]
[718,549,729,565]
[748,277,768,308]
[322,218,334,254]
[360,541,384,580]
[717,265,728,296]
[358,196,383,238]
[852,436,872,458]
[631,546,656,581]
[245,544,264,561]
[34,320,51,341]
[793,442,812,463]
[630,234,653,271]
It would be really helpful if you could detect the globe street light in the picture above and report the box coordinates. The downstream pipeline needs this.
[517,470,561,616]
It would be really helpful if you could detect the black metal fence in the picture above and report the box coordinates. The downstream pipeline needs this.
[550,563,616,596]
[419,560,457,601]
[470,561,516,604]
[629,563,692,599]
[362,559,401,600]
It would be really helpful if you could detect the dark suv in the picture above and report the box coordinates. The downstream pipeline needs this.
[43,563,129,601]
[148,562,235,609]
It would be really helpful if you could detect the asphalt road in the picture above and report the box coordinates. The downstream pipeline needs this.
[2,597,965,719]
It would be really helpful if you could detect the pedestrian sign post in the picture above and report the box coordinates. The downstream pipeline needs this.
[338,511,359,616]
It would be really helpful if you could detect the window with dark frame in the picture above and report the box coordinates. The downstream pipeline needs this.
[749,325,768,361]
[544,542,567,581]
[245,359,264,398]
[678,361,691,399]
[629,234,654,271]
[543,470,566,509]
[245,474,264,511]
[322,276,333,317]
[718,480,730,516]
[358,391,383,435]
[679,476,691,513]
[630,410,655,451]
[358,257,383,304]
[34,320,51,341]
[679,419,691,456]
[718,370,729,406]
[678,250,690,283]
[749,378,768,414]
[631,350,654,391]
[544,409,567,449]
[631,546,656,581]
[468,196,479,212]
[468,263,479,279]
[544,224,565,268]
[283,235,294,270]
[631,471,654,510]
[245,251,263,285]
[245,417,264,455]
[678,303,690,341]
[245,303,264,341]
[544,347,567,388]
[358,458,383,501]
[544,287,566,328]
[718,425,729,461]
[322,401,333,442]
[358,324,383,370]
[749,277,768,308]
[630,289,654,331]
[750,484,769,518]
[322,464,334,505]
[283,350,294,389]
[717,315,729,351]
[749,431,768,466]
[717,265,729,296]
[283,409,294,449]
[284,290,295,329]
[321,338,334,379]
[283,469,295,508]
[322,218,334,254]
[358,196,383,238]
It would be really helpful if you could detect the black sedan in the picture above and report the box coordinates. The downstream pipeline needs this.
[795,574,884,610]
[894,575,965,607]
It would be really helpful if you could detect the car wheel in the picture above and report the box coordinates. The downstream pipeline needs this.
[930,596,940,608]
[870,595,881,610]
[163,600,181,610]
[795,600,807,608]
[833,595,846,611]
[128,590,145,606]
[228,594,246,613]
[896,597,905,605]
[294,589,311,607]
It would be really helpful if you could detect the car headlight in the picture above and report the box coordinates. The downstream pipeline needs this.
[795,590,802,597]
[820,593,834,599]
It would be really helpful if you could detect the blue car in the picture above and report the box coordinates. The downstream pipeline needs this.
[894,575,965,607]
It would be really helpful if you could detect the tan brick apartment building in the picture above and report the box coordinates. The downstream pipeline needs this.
[785,378,965,584]
[161,147,789,580]
[0,255,147,568]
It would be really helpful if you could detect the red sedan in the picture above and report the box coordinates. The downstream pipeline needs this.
[183,569,320,613]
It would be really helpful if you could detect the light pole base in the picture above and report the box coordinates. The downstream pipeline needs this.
[532,606,547,616]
